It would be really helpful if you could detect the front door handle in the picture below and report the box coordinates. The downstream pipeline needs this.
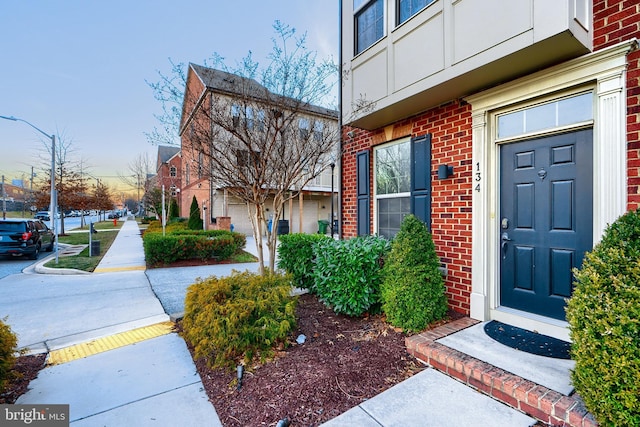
[501,232,512,259]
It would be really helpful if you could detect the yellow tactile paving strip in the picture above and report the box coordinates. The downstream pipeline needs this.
[47,322,175,365]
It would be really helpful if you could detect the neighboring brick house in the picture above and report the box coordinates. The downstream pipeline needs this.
[340,0,639,341]
[180,64,339,235]
[155,145,182,214]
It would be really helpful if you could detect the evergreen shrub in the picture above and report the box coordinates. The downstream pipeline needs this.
[188,196,202,230]
[566,209,640,426]
[143,230,244,265]
[0,318,18,392]
[277,233,331,291]
[380,215,447,332]
[169,198,179,219]
[182,271,297,368]
[312,236,391,316]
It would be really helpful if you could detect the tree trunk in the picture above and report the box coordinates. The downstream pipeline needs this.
[248,202,266,276]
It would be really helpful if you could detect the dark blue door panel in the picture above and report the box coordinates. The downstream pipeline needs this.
[499,130,593,320]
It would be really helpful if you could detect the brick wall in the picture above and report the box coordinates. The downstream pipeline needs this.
[593,0,640,209]
[341,101,473,314]
[340,0,640,314]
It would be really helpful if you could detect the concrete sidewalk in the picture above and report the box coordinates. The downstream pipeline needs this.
[7,217,221,426]
[8,218,539,426]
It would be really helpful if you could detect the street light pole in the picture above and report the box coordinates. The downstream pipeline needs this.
[330,162,335,237]
[0,115,58,263]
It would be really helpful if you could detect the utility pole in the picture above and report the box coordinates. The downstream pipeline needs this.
[2,175,6,220]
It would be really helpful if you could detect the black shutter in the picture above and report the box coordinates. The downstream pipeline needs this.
[356,150,370,236]
[411,134,432,229]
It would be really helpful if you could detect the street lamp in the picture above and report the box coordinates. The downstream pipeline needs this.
[0,115,58,263]
[330,162,335,237]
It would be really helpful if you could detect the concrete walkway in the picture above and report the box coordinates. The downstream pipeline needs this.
[3,217,539,426]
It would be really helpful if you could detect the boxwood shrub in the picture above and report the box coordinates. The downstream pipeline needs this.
[143,230,245,265]
[0,318,18,392]
[277,233,331,291]
[381,215,447,332]
[566,208,640,426]
[312,236,391,316]
[181,271,297,369]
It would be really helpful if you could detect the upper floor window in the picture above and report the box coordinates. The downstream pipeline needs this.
[397,0,435,25]
[298,118,310,139]
[355,0,384,55]
[169,166,177,177]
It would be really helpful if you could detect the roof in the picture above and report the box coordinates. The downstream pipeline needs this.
[189,63,338,119]
[157,145,180,164]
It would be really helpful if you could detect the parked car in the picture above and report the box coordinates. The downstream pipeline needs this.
[0,218,55,259]
[34,211,50,221]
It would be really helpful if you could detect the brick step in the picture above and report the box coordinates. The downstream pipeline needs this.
[405,318,597,427]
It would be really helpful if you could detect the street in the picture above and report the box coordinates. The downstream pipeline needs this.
[0,214,101,279]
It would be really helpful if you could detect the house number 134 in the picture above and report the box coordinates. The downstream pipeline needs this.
[475,162,481,192]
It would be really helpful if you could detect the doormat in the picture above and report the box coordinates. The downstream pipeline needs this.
[483,321,571,359]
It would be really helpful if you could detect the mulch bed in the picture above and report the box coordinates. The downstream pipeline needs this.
[186,293,463,427]
[2,274,465,427]
[0,354,46,404]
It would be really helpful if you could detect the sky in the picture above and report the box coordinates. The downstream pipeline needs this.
[0,1,339,195]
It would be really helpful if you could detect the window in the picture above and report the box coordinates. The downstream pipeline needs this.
[231,104,241,128]
[397,0,435,25]
[497,92,593,139]
[185,164,190,185]
[298,118,310,139]
[313,121,324,142]
[358,135,432,238]
[375,140,411,238]
[170,185,177,197]
[197,152,204,179]
[355,0,384,55]
[169,166,177,177]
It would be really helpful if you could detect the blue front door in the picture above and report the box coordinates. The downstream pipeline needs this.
[499,130,593,320]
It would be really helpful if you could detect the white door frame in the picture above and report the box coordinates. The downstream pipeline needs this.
[466,39,636,341]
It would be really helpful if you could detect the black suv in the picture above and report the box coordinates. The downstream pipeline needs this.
[0,219,55,259]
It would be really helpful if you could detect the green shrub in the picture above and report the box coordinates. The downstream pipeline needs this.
[188,196,202,230]
[182,271,297,368]
[381,215,447,332]
[0,318,18,391]
[145,219,188,234]
[312,236,391,316]
[566,209,640,426]
[277,233,331,291]
[143,231,243,265]
[169,198,179,219]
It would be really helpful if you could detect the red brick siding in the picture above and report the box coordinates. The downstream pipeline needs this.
[341,101,473,314]
[340,1,640,315]
[594,0,640,209]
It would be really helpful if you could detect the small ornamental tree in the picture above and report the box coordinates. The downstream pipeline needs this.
[188,195,202,230]
[381,215,447,332]
[566,209,640,426]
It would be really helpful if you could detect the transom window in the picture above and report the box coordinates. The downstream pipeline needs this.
[397,0,435,25]
[497,92,593,139]
[375,139,411,238]
[355,0,384,55]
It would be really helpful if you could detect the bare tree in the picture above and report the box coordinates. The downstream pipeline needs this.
[118,153,152,216]
[182,22,339,274]
[34,130,83,234]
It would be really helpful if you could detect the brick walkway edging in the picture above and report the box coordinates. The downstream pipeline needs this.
[405,318,597,427]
